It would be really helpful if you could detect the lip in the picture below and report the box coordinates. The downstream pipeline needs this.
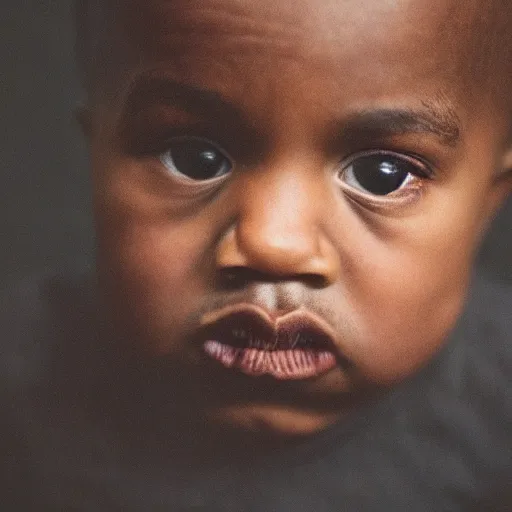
[198,303,351,380]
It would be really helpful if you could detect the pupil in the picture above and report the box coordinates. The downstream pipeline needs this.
[171,139,227,180]
[352,155,409,195]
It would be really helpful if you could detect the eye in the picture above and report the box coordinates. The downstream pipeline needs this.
[340,152,429,196]
[159,137,233,181]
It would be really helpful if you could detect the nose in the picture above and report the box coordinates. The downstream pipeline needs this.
[215,163,340,286]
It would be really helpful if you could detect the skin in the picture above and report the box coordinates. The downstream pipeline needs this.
[82,0,512,437]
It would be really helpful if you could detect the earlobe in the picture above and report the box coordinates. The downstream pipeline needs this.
[479,146,512,237]
[486,146,512,218]
[502,145,512,178]
[75,104,92,140]
[497,145,512,198]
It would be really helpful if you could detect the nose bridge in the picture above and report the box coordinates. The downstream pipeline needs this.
[216,158,339,281]
[241,164,317,249]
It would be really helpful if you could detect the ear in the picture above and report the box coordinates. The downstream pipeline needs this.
[503,144,512,178]
[483,145,512,222]
[496,144,512,200]
[75,103,92,140]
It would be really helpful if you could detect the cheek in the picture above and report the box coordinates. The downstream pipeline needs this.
[349,257,465,384]
[116,225,196,295]
[93,160,219,352]
[341,188,486,382]
[98,213,207,351]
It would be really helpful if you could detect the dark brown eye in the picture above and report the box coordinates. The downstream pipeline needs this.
[160,137,233,181]
[341,153,424,196]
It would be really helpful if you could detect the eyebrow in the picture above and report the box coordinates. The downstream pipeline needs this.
[337,103,462,148]
[122,75,247,127]
[122,75,462,148]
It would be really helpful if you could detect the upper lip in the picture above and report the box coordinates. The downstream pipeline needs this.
[197,303,340,353]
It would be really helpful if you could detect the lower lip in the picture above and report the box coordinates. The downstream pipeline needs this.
[203,340,337,380]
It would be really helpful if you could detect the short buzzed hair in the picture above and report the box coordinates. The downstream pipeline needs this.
[75,0,512,119]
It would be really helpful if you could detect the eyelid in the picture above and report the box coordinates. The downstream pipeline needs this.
[160,134,234,160]
[126,120,228,156]
[121,104,258,162]
[340,149,434,178]
[336,149,431,211]
[158,135,235,184]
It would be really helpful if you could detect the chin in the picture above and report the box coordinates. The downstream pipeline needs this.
[207,403,342,438]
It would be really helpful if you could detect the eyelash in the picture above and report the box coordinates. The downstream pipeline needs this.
[336,149,434,209]
[342,149,433,176]
[131,122,436,209]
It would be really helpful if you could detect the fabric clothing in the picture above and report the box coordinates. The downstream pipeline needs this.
[2,271,511,511]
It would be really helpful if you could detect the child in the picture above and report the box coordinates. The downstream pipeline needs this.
[3,0,511,509]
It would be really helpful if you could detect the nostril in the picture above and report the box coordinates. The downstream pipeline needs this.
[217,267,329,289]
[215,221,339,288]
[303,273,330,289]
[217,267,268,290]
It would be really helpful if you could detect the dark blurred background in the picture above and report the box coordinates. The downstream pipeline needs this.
[1,1,510,290]
[2,1,94,289]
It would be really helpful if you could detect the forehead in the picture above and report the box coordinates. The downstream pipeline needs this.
[119,0,466,38]
[100,0,491,138]
[116,0,475,62]
[109,0,483,103]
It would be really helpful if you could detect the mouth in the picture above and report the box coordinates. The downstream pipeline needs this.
[198,304,348,380]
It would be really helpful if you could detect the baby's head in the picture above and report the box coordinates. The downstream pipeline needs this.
[76,0,512,436]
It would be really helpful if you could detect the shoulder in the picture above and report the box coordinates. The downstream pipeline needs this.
[461,272,512,381]
[426,273,512,487]
[1,268,105,507]
[437,272,512,415]
[0,268,97,389]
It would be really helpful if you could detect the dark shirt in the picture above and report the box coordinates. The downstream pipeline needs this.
[1,271,511,511]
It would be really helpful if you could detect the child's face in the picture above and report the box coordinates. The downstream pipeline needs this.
[88,0,511,435]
